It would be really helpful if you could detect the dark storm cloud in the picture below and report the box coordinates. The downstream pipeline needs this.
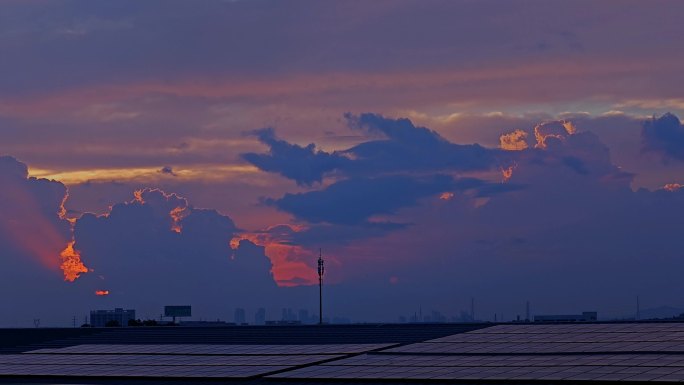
[74,189,238,270]
[642,113,684,161]
[264,174,522,225]
[264,175,454,225]
[243,113,503,185]
[72,188,278,314]
[247,113,630,238]
[241,127,349,186]
[343,113,499,174]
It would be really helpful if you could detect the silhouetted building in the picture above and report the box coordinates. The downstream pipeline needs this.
[282,308,296,322]
[428,310,447,323]
[254,308,266,325]
[535,311,597,322]
[234,308,246,324]
[298,309,309,324]
[90,308,135,327]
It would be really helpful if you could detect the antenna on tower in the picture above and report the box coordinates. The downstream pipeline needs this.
[317,248,325,325]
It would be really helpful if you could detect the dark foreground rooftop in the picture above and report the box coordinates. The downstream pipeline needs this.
[2,322,684,384]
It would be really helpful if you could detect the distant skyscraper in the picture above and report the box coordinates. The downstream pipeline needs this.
[471,298,475,321]
[298,309,310,324]
[234,308,246,324]
[282,308,295,321]
[431,310,446,323]
[254,308,266,325]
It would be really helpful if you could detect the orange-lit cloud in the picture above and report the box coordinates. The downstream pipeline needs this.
[232,225,318,286]
[95,290,110,296]
[499,129,528,151]
[0,160,79,276]
[131,188,190,233]
[664,183,683,192]
[500,164,517,183]
[439,192,455,201]
[534,120,577,149]
[60,241,88,282]
[170,206,185,233]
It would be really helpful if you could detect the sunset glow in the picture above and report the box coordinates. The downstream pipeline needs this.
[500,164,516,183]
[439,192,455,201]
[59,241,88,282]
[499,129,529,151]
[28,165,261,184]
[232,226,318,286]
[533,120,577,149]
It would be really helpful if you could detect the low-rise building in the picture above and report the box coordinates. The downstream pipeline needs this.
[90,308,136,327]
[534,311,597,322]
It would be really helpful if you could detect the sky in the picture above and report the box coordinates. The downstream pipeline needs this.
[2,0,684,326]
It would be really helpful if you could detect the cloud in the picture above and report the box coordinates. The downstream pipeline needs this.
[159,166,176,176]
[72,188,278,313]
[342,113,500,175]
[241,127,349,186]
[264,175,453,225]
[243,113,504,186]
[6,108,684,323]
[498,120,630,182]
[0,171,293,325]
[0,156,82,278]
[499,129,529,150]
[642,113,684,161]
[244,114,633,270]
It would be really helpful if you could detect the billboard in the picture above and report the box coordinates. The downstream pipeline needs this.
[164,305,192,317]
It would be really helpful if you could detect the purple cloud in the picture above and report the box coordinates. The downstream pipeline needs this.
[642,113,684,161]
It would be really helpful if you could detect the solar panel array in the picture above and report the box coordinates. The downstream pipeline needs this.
[5,323,684,382]
[1,323,485,352]
[10,344,389,379]
[270,323,684,383]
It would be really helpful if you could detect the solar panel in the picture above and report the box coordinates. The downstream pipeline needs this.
[0,353,341,367]
[27,343,391,355]
[269,363,684,381]
[0,363,293,378]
